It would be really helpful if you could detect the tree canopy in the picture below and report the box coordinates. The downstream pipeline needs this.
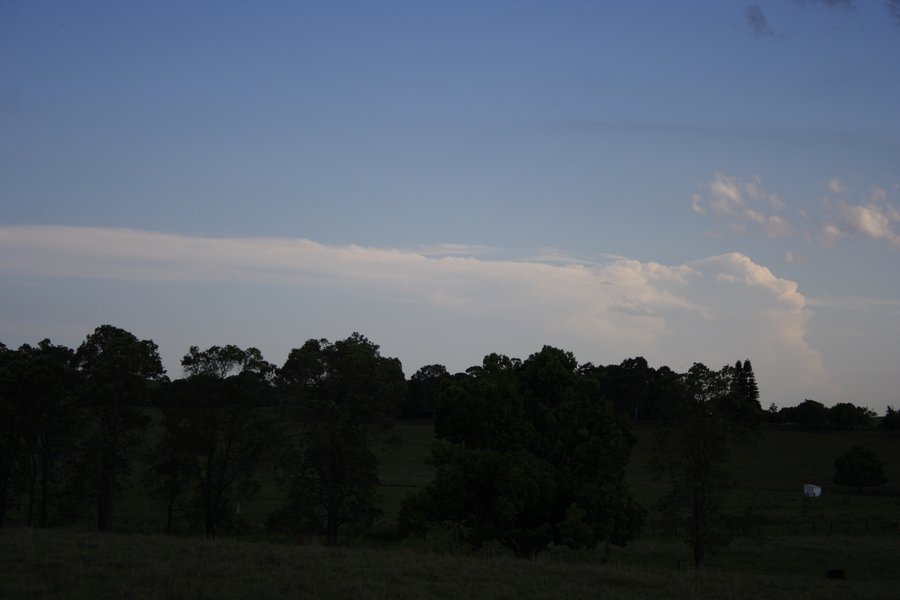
[146,345,277,537]
[271,333,406,544]
[75,325,165,532]
[652,361,761,569]
[403,346,643,557]
[833,446,887,494]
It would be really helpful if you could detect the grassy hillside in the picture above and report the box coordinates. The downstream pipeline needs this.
[374,420,900,536]
[2,528,898,600]
[627,424,900,535]
[2,420,898,599]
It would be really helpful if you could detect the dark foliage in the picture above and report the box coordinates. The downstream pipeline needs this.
[74,325,165,532]
[833,446,887,494]
[773,399,876,430]
[401,364,449,418]
[883,406,900,432]
[777,399,830,429]
[271,333,406,544]
[652,361,760,569]
[405,346,643,557]
[148,362,276,537]
[828,403,875,430]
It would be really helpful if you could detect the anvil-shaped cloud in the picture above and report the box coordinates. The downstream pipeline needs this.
[0,226,835,405]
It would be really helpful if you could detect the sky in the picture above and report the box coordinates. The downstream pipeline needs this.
[1,0,899,412]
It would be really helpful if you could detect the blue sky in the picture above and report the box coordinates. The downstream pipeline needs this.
[2,1,899,411]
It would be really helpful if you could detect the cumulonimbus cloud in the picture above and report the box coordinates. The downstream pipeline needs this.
[0,225,835,404]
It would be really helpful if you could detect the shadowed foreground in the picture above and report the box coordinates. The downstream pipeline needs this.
[2,528,897,600]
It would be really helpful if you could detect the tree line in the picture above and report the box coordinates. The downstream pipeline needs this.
[765,398,884,430]
[1,324,889,565]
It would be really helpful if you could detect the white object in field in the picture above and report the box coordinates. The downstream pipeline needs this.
[803,484,821,498]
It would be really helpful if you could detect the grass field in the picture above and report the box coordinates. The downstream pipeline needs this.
[2,528,898,599]
[371,420,900,537]
[2,419,898,598]
[627,424,900,536]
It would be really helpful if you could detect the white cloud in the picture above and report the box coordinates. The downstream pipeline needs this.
[815,180,900,248]
[819,223,847,246]
[691,193,705,215]
[870,185,887,203]
[820,201,900,247]
[692,172,791,238]
[807,296,900,312]
[828,178,846,194]
[414,243,498,257]
[844,204,894,241]
[0,225,835,405]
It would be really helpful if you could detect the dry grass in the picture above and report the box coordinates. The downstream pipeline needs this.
[2,528,898,600]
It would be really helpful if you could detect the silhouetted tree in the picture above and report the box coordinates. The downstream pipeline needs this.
[272,333,405,544]
[580,359,680,422]
[75,325,165,532]
[765,402,779,423]
[149,345,276,537]
[883,406,900,432]
[780,399,830,429]
[406,347,643,557]
[593,357,653,422]
[833,446,887,494]
[653,362,755,569]
[143,379,200,533]
[716,360,762,425]
[0,342,82,528]
[828,402,874,430]
[0,342,16,527]
[13,341,79,527]
[401,364,449,418]
[740,359,760,408]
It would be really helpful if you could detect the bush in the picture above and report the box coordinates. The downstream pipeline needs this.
[833,446,887,494]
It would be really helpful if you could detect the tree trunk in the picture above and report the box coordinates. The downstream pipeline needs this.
[97,405,123,533]
[205,508,216,538]
[0,475,7,528]
[27,452,37,526]
[326,508,339,545]
[166,500,175,534]
[203,429,218,538]
[691,473,707,569]
[40,452,50,527]
[97,435,118,532]
[203,473,216,538]
[325,427,341,545]
[0,428,18,528]
[97,461,117,532]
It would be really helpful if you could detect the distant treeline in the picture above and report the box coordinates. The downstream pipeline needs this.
[766,398,896,430]
[0,325,894,560]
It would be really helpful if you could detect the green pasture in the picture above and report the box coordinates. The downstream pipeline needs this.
[627,424,900,536]
[3,417,898,599]
[2,528,899,600]
[16,417,897,540]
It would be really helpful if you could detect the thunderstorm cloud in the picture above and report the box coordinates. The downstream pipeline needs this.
[0,225,835,405]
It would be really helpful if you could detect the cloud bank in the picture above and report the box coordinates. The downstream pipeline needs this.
[0,225,834,405]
